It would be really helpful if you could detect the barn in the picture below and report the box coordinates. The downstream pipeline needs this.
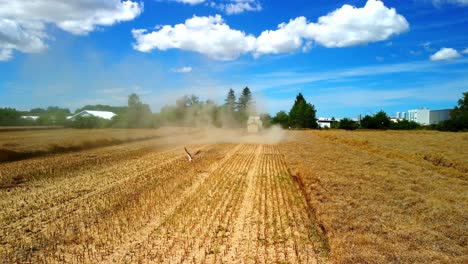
[67,110,117,121]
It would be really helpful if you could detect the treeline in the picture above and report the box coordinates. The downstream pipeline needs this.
[331,111,421,130]
[270,92,467,131]
[0,87,273,129]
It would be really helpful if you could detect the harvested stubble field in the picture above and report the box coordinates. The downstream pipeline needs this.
[0,128,466,263]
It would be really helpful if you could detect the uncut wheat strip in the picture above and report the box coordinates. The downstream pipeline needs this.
[0,145,203,234]
[155,145,257,263]
[103,144,244,263]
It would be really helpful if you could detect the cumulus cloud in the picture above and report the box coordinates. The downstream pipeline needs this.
[133,0,409,60]
[430,48,461,61]
[0,0,143,61]
[462,48,468,54]
[132,15,256,60]
[211,0,262,15]
[302,0,409,48]
[172,66,193,73]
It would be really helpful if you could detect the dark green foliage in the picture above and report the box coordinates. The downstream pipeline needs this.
[436,92,468,131]
[360,111,391,129]
[235,87,254,126]
[237,87,253,114]
[0,106,71,126]
[272,111,289,128]
[288,93,317,129]
[224,89,236,113]
[390,120,421,130]
[338,118,359,130]
[0,108,35,126]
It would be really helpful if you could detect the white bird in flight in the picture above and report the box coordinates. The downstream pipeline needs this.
[184,147,201,162]
[184,147,193,162]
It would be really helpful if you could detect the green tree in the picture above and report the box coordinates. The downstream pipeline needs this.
[390,120,420,130]
[360,111,391,129]
[236,87,253,126]
[224,89,236,113]
[437,92,468,131]
[272,111,289,128]
[237,87,253,114]
[288,93,317,129]
[0,108,22,126]
[338,118,359,130]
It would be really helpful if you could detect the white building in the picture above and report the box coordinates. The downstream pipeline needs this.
[407,108,450,125]
[67,110,117,121]
[317,117,339,128]
[20,115,39,120]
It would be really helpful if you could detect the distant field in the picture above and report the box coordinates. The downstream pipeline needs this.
[0,128,198,162]
[0,128,466,263]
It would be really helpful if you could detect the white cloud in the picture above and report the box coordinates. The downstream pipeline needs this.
[431,0,468,6]
[173,0,206,4]
[172,66,193,73]
[0,0,143,61]
[303,0,409,48]
[211,0,262,15]
[132,15,257,60]
[462,48,468,54]
[133,0,409,60]
[430,47,461,61]
[0,46,12,61]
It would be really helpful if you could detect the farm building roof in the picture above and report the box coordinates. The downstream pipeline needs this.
[67,110,117,120]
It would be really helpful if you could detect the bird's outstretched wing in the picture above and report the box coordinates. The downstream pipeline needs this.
[184,147,193,162]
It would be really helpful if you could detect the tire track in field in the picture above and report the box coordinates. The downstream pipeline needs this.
[103,144,243,263]
[224,145,262,262]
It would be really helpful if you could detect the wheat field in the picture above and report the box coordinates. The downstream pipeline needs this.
[0,128,466,263]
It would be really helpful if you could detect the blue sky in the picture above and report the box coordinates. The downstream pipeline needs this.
[0,0,467,118]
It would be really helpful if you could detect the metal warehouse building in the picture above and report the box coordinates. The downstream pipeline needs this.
[407,108,450,125]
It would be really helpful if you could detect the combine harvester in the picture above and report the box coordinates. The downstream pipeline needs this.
[247,116,263,133]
